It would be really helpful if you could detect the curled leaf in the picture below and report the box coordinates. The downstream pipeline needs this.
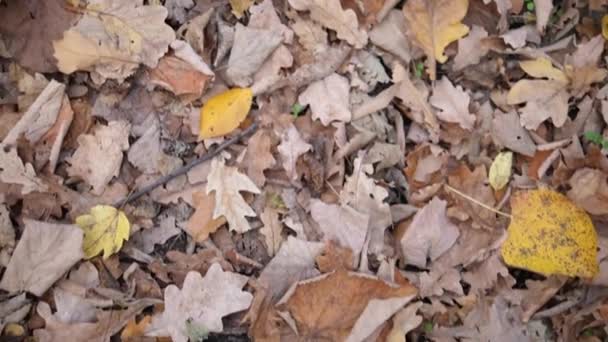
[501,188,598,278]
[199,88,253,139]
[75,205,130,259]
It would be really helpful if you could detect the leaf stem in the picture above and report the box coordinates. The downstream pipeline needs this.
[444,184,513,219]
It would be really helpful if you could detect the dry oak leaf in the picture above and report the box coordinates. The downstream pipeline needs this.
[53,0,175,84]
[277,124,312,181]
[186,191,227,242]
[207,157,261,233]
[288,0,368,48]
[0,219,83,297]
[146,264,253,342]
[75,205,130,259]
[0,143,46,195]
[403,0,470,80]
[429,77,475,130]
[567,168,608,216]
[280,269,417,341]
[298,73,351,126]
[400,197,460,268]
[501,188,599,278]
[67,121,130,195]
[244,129,276,187]
[310,199,369,256]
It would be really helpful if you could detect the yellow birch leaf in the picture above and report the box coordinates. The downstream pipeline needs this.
[199,88,253,139]
[519,58,568,83]
[602,15,608,40]
[488,151,512,191]
[230,0,254,18]
[75,205,130,259]
[501,188,598,278]
[402,0,469,80]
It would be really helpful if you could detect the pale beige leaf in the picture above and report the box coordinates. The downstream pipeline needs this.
[386,303,423,342]
[519,58,567,82]
[400,197,460,268]
[244,130,276,187]
[491,111,536,157]
[507,80,569,129]
[260,206,283,256]
[292,18,328,55]
[534,0,553,32]
[67,121,130,195]
[277,124,312,180]
[429,77,475,130]
[454,25,488,71]
[0,144,46,194]
[132,216,181,253]
[0,219,83,296]
[566,35,605,68]
[186,191,226,242]
[346,296,416,342]
[369,10,414,63]
[310,199,369,255]
[146,264,252,341]
[298,73,351,125]
[288,0,368,48]
[500,25,540,49]
[206,158,260,233]
[53,0,175,84]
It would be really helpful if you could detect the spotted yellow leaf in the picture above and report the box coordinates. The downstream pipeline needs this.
[501,188,598,278]
[488,151,512,191]
[75,205,130,259]
[199,88,253,139]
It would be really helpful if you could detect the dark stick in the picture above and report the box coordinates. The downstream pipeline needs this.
[113,122,259,208]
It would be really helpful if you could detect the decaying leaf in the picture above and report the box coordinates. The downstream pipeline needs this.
[280,269,417,341]
[186,191,227,242]
[0,143,46,195]
[206,158,261,233]
[429,77,475,130]
[489,151,513,191]
[567,168,608,216]
[260,206,283,256]
[454,25,489,70]
[199,88,253,139]
[298,73,351,125]
[53,0,175,84]
[75,205,130,259]
[277,124,312,181]
[501,188,599,277]
[146,264,253,341]
[0,219,83,296]
[245,129,276,187]
[310,199,369,256]
[403,0,470,79]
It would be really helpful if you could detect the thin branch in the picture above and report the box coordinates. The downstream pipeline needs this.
[113,123,259,207]
[444,184,513,219]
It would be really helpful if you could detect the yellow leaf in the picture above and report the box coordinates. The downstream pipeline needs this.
[519,58,568,83]
[488,151,512,191]
[501,188,599,278]
[230,0,253,18]
[199,88,253,139]
[402,0,469,80]
[602,15,608,40]
[75,205,130,259]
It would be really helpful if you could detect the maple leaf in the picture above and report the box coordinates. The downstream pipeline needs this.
[206,157,260,233]
[146,264,253,342]
[75,205,130,259]
[402,0,470,80]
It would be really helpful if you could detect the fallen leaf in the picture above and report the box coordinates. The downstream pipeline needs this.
[37,94,74,173]
[132,216,181,253]
[230,0,254,18]
[148,55,211,100]
[386,303,423,342]
[52,288,97,324]
[491,111,536,157]
[567,168,608,216]
[121,316,152,340]
[298,73,351,125]
[500,25,540,49]
[258,236,324,299]
[244,130,276,187]
[53,0,175,84]
[291,18,329,56]
[429,77,475,130]
[534,0,553,32]
[206,157,261,233]
[34,299,155,342]
[0,143,46,195]
[260,206,283,256]
[369,10,416,63]
[146,264,253,341]
[310,199,369,256]
[519,57,568,82]
[488,151,513,191]
[75,205,130,259]
[346,296,416,342]
[403,0,470,79]
[501,188,599,277]
[0,219,83,296]
[280,269,417,341]
[165,0,194,23]
[0,204,15,267]
[186,191,227,242]
[288,0,368,48]
[199,88,253,139]
[507,79,569,130]
[67,121,130,195]
[454,25,489,70]
[0,294,31,333]
[400,197,460,268]
[277,124,312,180]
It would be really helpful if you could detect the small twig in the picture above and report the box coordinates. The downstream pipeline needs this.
[113,123,259,207]
[444,184,513,219]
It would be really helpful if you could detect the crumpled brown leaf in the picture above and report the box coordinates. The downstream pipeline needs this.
[0,219,83,296]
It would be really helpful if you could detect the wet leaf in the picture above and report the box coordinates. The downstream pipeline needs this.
[199,88,253,139]
[75,205,130,259]
[501,188,599,278]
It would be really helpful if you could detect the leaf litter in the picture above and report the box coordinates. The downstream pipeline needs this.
[1,0,608,341]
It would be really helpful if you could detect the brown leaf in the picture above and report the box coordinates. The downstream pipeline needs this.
[567,168,608,216]
[448,164,496,227]
[186,191,226,242]
[245,129,276,187]
[281,269,417,341]
[148,55,211,100]
[315,242,355,273]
